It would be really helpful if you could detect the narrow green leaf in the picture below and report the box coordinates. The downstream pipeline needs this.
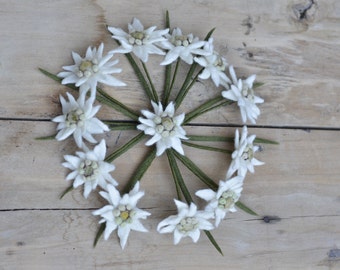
[188,135,278,145]
[93,223,106,247]
[35,134,56,140]
[184,96,225,124]
[165,10,170,28]
[105,132,146,163]
[204,28,216,41]
[123,52,155,102]
[39,68,62,84]
[172,151,218,190]
[169,58,181,94]
[166,149,193,203]
[168,149,223,255]
[187,135,234,142]
[235,201,258,216]
[182,141,232,154]
[190,100,233,122]
[103,121,137,131]
[163,64,172,105]
[123,148,157,193]
[59,185,74,199]
[96,87,139,121]
[253,82,264,88]
[163,11,172,106]
[174,63,199,109]
[204,230,224,256]
[141,62,159,103]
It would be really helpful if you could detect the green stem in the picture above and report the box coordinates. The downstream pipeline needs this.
[35,134,57,140]
[184,96,224,124]
[141,62,159,103]
[122,148,157,193]
[166,149,193,203]
[93,223,106,247]
[170,59,180,93]
[204,231,224,256]
[105,132,146,163]
[167,149,223,255]
[59,185,74,199]
[162,10,172,105]
[187,135,234,142]
[182,141,232,154]
[96,87,139,121]
[187,135,279,145]
[124,52,155,101]
[174,63,198,109]
[172,150,218,190]
[163,64,172,105]
[103,121,138,131]
[235,201,258,216]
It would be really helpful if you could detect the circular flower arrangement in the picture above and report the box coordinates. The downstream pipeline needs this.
[40,12,276,254]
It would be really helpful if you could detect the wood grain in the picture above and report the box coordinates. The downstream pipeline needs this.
[1,0,340,269]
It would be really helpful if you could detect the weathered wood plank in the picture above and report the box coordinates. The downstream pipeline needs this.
[1,120,339,216]
[0,210,339,269]
[0,0,339,127]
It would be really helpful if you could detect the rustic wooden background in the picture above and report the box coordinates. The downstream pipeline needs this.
[1,0,340,269]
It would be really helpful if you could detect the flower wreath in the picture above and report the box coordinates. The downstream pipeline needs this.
[40,12,276,254]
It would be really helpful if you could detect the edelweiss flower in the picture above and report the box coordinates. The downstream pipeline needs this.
[194,38,231,87]
[52,93,109,148]
[137,101,188,156]
[195,176,244,227]
[92,182,150,249]
[62,139,117,198]
[108,18,168,63]
[157,200,214,244]
[159,27,209,65]
[57,43,126,98]
[221,66,264,124]
[226,126,264,178]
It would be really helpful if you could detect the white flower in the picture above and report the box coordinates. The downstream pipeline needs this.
[157,199,214,245]
[52,92,109,148]
[137,101,188,156]
[108,18,168,63]
[62,139,117,198]
[194,38,231,87]
[92,182,150,249]
[221,66,264,124]
[159,28,209,65]
[195,176,244,227]
[57,43,126,98]
[226,126,264,178]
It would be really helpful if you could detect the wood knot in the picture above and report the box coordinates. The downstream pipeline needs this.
[290,0,318,30]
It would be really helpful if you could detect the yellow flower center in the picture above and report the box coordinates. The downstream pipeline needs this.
[77,60,99,78]
[113,204,135,226]
[120,211,130,221]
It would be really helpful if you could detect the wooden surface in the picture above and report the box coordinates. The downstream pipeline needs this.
[1,0,340,269]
